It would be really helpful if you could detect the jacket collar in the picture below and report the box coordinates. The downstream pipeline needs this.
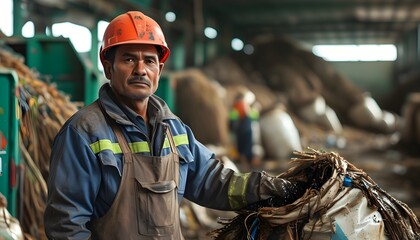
[98,83,177,125]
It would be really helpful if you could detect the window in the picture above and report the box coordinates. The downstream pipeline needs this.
[52,22,92,52]
[0,0,13,36]
[22,21,34,37]
[97,20,109,71]
[312,44,397,61]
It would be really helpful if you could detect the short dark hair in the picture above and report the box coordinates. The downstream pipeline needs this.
[155,46,164,61]
[103,46,117,64]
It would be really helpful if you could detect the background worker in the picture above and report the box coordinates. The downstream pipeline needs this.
[44,10,306,239]
[229,91,263,170]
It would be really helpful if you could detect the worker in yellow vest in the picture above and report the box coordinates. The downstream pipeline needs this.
[229,92,262,170]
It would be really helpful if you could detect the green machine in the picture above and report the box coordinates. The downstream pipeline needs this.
[155,75,176,112]
[0,69,20,217]
[0,35,102,217]
[5,35,101,105]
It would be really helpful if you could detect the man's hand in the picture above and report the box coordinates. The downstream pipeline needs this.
[259,172,307,202]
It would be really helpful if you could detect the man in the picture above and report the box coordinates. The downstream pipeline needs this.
[44,11,304,239]
[229,91,262,169]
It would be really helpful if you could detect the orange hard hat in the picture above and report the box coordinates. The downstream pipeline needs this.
[100,11,170,65]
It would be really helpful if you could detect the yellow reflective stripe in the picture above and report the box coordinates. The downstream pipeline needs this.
[90,134,188,154]
[162,134,189,149]
[129,142,150,153]
[174,134,189,146]
[228,172,250,209]
[90,139,150,154]
[90,139,122,154]
[163,139,170,149]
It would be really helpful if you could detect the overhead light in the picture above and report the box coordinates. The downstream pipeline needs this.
[204,27,217,39]
[165,12,176,23]
[355,6,420,21]
[231,38,244,51]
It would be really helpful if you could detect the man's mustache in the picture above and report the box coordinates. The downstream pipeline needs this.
[127,76,151,87]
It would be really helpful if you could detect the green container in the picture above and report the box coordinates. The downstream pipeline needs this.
[5,35,101,105]
[0,69,20,217]
[155,74,176,112]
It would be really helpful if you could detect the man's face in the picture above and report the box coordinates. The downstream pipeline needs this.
[104,44,164,103]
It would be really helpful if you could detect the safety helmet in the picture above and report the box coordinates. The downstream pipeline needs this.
[100,11,170,65]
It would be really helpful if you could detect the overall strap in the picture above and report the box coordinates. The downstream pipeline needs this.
[109,122,132,157]
[98,101,132,162]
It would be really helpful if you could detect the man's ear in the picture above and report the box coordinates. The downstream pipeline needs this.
[103,61,113,79]
[158,63,164,76]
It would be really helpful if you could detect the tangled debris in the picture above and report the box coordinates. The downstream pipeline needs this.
[0,46,79,239]
[209,148,420,240]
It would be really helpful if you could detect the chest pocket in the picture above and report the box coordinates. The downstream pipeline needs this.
[136,178,178,235]
[132,138,181,236]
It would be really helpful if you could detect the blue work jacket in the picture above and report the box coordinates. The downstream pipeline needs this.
[44,83,261,239]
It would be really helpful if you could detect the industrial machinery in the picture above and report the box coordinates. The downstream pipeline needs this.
[5,35,101,106]
[0,69,20,217]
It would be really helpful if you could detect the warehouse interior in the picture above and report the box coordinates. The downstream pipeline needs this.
[1,0,420,239]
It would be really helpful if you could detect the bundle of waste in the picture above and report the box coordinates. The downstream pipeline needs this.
[0,193,24,240]
[209,148,420,240]
[0,45,79,240]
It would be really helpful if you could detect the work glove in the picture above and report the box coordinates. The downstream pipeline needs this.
[259,171,307,203]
